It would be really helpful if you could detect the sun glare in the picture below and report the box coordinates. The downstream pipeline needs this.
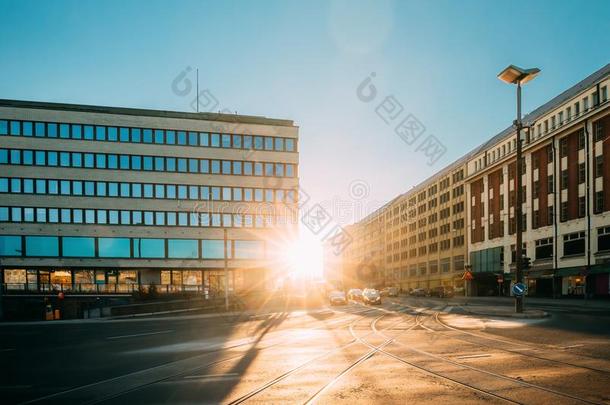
[282,232,323,280]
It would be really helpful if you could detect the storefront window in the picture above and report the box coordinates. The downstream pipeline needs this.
[51,270,72,290]
[119,270,138,284]
[183,270,202,285]
[75,270,95,291]
[171,270,182,285]
[4,269,26,289]
[161,270,171,285]
[567,276,585,296]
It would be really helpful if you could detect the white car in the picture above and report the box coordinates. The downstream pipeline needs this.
[329,290,347,306]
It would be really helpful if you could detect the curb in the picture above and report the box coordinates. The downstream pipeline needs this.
[457,306,549,319]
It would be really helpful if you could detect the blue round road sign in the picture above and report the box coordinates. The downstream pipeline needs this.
[512,282,526,296]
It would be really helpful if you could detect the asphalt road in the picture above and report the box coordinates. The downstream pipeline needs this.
[1,297,610,404]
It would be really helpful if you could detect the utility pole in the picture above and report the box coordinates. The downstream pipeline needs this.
[224,228,229,311]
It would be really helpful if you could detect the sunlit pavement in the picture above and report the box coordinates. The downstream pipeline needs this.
[1,298,610,404]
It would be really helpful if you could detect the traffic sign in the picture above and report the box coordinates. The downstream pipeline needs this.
[462,271,474,281]
[512,282,526,296]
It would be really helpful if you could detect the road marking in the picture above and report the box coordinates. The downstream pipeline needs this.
[183,373,240,380]
[456,354,491,359]
[106,330,173,340]
[560,344,584,349]
[0,348,15,352]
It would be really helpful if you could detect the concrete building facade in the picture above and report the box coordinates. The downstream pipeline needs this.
[467,64,610,297]
[0,100,299,301]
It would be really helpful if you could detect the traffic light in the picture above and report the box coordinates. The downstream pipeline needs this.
[522,256,531,269]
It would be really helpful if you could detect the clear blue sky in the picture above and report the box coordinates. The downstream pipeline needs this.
[1,0,609,225]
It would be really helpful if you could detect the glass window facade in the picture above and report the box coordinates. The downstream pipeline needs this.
[0,119,297,153]
[98,237,131,258]
[0,148,296,178]
[62,237,95,258]
[25,236,59,257]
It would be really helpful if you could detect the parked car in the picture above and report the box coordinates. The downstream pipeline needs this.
[430,286,454,298]
[362,288,382,305]
[387,287,399,297]
[329,290,347,306]
[410,288,427,297]
[347,288,363,301]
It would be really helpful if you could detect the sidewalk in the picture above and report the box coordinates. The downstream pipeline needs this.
[449,296,610,310]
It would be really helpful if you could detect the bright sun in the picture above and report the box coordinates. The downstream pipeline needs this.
[282,232,323,280]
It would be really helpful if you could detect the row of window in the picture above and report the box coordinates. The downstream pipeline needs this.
[480,228,610,262]
[0,177,297,203]
[0,235,264,259]
[474,90,608,172]
[0,206,295,228]
[0,119,297,152]
[0,149,296,178]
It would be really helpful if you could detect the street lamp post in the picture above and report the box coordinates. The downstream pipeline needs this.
[497,65,540,313]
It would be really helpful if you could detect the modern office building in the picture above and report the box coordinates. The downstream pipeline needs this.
[330,63,610,298]
[0,100,299,305]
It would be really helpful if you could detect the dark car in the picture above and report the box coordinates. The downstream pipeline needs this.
[329,290,347,306]
[430,286,454,298]
[387,287,399,297]
[362,288,382,305]
[410,288,427,297]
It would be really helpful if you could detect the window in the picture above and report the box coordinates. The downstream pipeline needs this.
[598,227,610,252]
[560,138,567,157]
[285,138,295,152]
[578,196,586,218]
[595,155,603,178]
[133,238,166,258]
[62,237,95,257]
[561,170,568,190]
[535,238,553,260]
[0,235,22,256]
[98,237,131,258]
[222,134,231,148]
[578,163,586,184]
[168,239,198,258]
[576,130,585,150]
[560,201,568,222]
[595,191,604,214]
[202,240,225,259]
[563,231,585,256]
[25,236,58,257]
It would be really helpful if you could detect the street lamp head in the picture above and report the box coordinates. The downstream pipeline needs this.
[497,64,540,85]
